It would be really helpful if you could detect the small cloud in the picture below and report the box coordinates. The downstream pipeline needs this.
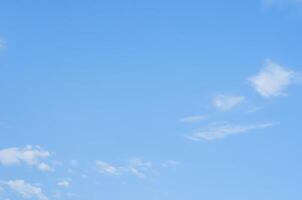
[57,180,70,188]
[179,115,207,123]
[95,161,120,176]
[2,180,48,200]
[37,163,53,172]
[186,122,275,141]
[95,158,153,179]
[213,95,245,111]
[0,146,51,171]
[249,60,299,98]
[127,158,152,179]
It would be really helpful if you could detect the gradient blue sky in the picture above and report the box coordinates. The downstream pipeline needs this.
[1,0,302,200]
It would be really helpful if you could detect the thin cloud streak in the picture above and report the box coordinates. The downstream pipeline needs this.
[179,115,208,123]
[186,122,275,141]
[213,94,245,111]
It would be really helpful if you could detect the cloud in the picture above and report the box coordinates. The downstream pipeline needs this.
[249,60,299,98]
[0,146,51,171]
[186,122,275,141]
[95,161,120,176]
[127,158,152,179]
[37,163,53,172]
[179,115,207,123]
[213,95,245,111]
[2,180,48,200]
[57,180,70,188]
[95,158,153,179]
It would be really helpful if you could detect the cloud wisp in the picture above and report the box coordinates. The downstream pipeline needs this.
[1,180,48,200]
[213,94,245,111]
[0,146,52,172]
[179,115,208,123]
[95,158,153,179]
[95,161,121,176]
[57,180,71,188]
[186,122,275,141]
[249,60,300,98]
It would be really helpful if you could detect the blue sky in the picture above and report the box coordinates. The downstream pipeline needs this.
[0,0,302,199]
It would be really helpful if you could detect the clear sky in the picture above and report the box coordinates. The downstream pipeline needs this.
[0,0,302,200]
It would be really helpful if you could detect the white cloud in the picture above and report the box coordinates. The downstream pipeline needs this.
[95,161,120,176]
[3,180,48,200]
[179,115,207,123]
[127,158,152,179]
[95,158,153,179]
[186,122,275,141]
[57,181,70,188]
[0,146,51,171]
[213,95,245,111]
[249,60,299,98]
[37,163,52,172]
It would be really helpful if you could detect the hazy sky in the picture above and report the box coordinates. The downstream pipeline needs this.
[1,0,302,200]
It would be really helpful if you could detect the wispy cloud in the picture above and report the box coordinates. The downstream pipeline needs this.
[249,60,300,98]
[186,122,275,141]
[213,94,245,111]
[95,161,121,176]
[1,180,48,200]
[57,180,70,188]
[0,146,52,172]
[95,158,153,179]
[179,115,207,123]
